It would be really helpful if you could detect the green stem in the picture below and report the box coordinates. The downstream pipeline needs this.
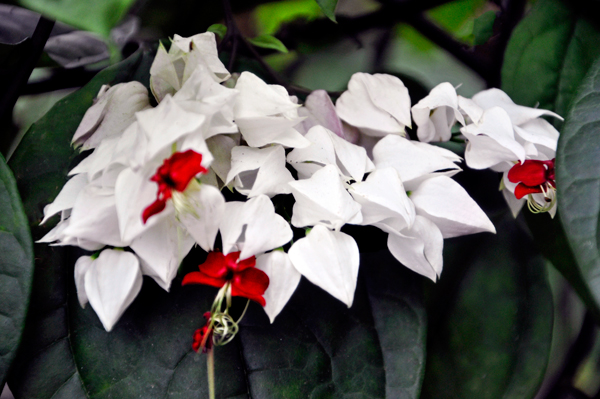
[207,347,215,399]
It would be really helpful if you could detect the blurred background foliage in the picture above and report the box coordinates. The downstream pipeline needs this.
[3,0,600,398]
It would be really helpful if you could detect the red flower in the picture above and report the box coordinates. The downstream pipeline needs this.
[182,251,270,306]
[192,312,213,353]
[142,150,208,223]
[508,159,555,200]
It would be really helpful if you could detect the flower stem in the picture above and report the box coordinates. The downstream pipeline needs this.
[207,347,216,399]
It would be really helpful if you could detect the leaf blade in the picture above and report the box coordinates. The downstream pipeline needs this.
[0,153,34,388]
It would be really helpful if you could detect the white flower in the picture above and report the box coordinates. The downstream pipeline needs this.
[288,164,362,230]
[75,249,143,332]
[226,145,294,197]
[411,82,465,142]
[72,82,151,150]
[255,251,301,323]
[287,125,374,182]
[232,72,309,148]
[150,32,230,102]
[288,225,359,307]
[336,73,411,137]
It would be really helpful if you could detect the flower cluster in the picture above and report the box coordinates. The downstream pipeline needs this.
[39,30,561,341]
[410,83,561,216]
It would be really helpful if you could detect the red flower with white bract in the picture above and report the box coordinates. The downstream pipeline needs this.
[143,149,208,223]
[182,251,270,306]
[507,159,556,214]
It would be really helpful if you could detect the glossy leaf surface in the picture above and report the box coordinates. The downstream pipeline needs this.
[0,153,34,387]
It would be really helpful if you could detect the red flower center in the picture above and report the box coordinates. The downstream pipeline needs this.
[508,159,555,200]
[142,150,208,223]
[182,251,270,306]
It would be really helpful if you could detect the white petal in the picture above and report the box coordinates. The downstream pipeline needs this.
[150,42,180,102]
[63,185,128,247]
[410,176,496,238]
[226,146,294,197]
[74,255,93,307]
[206,135,237,183]
[130,218,194,291]
[412,82,465,142]
[288,225,359,307]
[71,85,111,146]
[472,88,562,125]
[461,107,526,169]
[373,135,461,190]
[235,116,310,148]
[135,96,207,164]
[234,72,299,118]
[514,118,559,152]
[220,195,293,260]
[183,32,230,82]
[288,165,362,230]
[336,73,411,137]
[255,251,301,323]
[84,249,143,331]
[298,90,345,138]
[41,174,88,224]
[115,167,174,243]
[80,82,150,150]
[349,167,415,227]
[179,184,225,252]
[457,95,483,124]
[387,216,443,281]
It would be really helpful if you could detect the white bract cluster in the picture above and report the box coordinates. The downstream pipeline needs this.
[40,32,500,332]
[412,84,561,216]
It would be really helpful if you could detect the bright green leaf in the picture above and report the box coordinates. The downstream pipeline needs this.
[0,153,34,388]
[207,23,227,40]
[248,34,289,54]
[17,0,137,37]
[422,214,553,399]
[315,0,337,22]
[254,0,323,36]
[556,55,600,326]
[472,10,496,46]
[502,0,600,123]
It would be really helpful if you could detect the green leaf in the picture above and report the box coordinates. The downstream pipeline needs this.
[314,0,337,22]
[0,153,34,387]
[556,55,600,326]
[472,10,496,46]
[422,214,553,399]
[502,0,600,122]
[207,24,227,40]
[6,47,156,397]
[17,0,137,37]
[248,34,289,54]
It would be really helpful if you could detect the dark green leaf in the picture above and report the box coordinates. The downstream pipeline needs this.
[0,153,34,387]
[502,0,600,122]
[6,47,156,398]
[248,34,289,53]
[17,0,136,37]
[207,24,227,40]
[314,0,337,22]
[556,55,600,326]
[422,214,553,399]
[472,11,496,46]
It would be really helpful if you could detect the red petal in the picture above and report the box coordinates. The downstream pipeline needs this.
[182,271,227,288]
[514,183,543,200]
[142,199,167,224]
[168,150,208,191]
[231,268,269,306]
[228,253,256,273]
[508,160,548,186]
[198,251,230,279]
